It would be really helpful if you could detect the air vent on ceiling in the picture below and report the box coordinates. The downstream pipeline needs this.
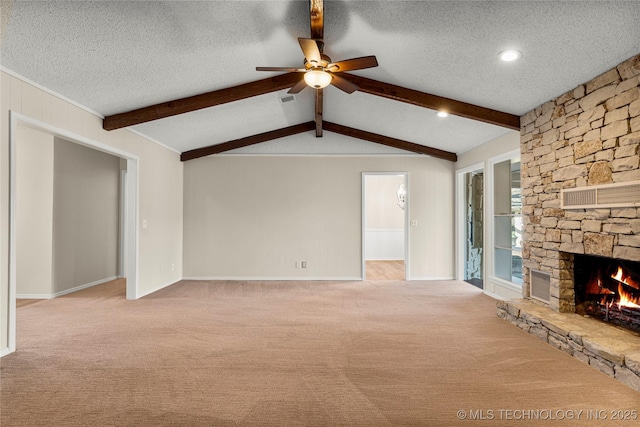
[530,270,550,304]
[279,95,296,104]
[561,181,640,209]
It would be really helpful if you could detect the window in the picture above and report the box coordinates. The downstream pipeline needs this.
[493,158,522,284]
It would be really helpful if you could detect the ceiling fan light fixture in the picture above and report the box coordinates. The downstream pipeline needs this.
[499,49,522,62]
[304,68,332,89]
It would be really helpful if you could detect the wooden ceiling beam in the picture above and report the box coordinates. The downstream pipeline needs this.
[315,88,323,137]
[340,73,521,130]
[180,121,315,161]
[310,0,324,136]
[309,0,324,41]
[323,121,457,162]
[180,120,457,162]
[103,72,302,130]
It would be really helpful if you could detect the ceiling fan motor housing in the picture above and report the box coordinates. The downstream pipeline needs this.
[304,53,332,70]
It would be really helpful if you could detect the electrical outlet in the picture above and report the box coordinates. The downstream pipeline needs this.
[301,261,307,268]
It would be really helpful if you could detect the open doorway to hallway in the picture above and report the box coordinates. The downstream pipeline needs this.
[363,173,408,280]
[7,112,139,355]
[15,127,123,299]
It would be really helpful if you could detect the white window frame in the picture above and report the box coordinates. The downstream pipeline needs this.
[486,149,522,298]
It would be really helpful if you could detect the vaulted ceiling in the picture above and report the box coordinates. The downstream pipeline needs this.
[1,1,639,160]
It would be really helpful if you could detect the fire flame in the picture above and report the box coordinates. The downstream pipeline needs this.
[618,282,640,308]
[611,266,640,308]
[611,266,640,290]
[583,264,640,311]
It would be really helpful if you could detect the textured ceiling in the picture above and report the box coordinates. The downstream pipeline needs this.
[1,1,639,157]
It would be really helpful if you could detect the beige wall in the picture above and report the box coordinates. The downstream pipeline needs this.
[183,155,454,280]
[365,174,405,230]
[53,137,120,294]
[456,131,520,170]
[16,127,54,296]
[1,71,184,354]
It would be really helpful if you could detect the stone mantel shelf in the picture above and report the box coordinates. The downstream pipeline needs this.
[497,299,640,392]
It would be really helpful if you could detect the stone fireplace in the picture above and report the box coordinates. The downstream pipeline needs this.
[520,53,640,314]
[497,53,640,391]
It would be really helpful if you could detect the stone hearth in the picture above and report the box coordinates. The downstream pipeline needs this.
[497,300,640,391]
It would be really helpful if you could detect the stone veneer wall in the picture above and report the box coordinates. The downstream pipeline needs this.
[520,54,640,313]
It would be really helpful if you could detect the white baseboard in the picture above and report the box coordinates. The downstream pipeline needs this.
[15,293,53,299]
[16,276,118,299]
[183,276,456,282]
[483,289,509,300]
[182,276,363,282]
[485,276,523,300]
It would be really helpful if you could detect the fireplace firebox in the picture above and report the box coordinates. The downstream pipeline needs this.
[574,254,640,334]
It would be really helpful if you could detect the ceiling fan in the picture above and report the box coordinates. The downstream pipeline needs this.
[256,37,378,94]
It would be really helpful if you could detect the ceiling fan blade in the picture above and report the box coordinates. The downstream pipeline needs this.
[256,67,303,72]
[329,74,358,94]
[327,56,379,72]
[298,38,322,65]
[288,78,308,94]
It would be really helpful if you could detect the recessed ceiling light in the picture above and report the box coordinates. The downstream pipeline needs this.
[437,111,448,118]
[499,49,522,62]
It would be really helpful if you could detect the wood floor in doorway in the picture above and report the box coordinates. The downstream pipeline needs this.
[366,260,405,280]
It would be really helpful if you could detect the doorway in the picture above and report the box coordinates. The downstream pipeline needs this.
[7,112,139,355]
[462,167,484,289]
[362,173,408,280]
[15,132,122,299]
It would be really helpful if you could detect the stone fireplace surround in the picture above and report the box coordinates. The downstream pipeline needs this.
[497,54,640,391]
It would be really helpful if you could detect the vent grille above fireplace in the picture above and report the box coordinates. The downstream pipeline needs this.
[561,181,640,209]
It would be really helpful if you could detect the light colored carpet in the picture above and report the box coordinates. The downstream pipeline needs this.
[1,278,638,426]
